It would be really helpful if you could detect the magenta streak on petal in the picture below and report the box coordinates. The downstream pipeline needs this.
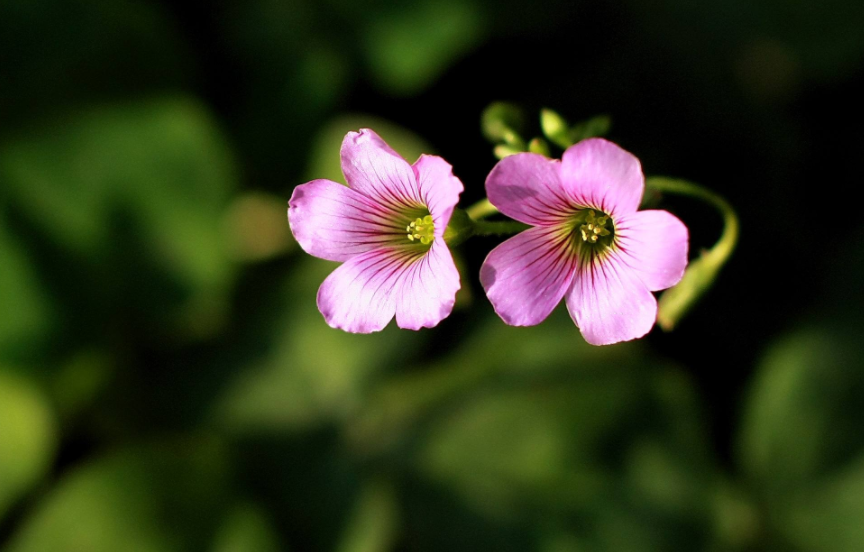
[480,225,578,326]
[565,251,657,345]
[609,210,689,292]
[317,246,425,333]
[340,129,425,212]
[413,155,463,237]
[289,179,411,262]
[560,138,644,218]
[295,130,464,334]
[485,153,573,226]
[396,239,461,330]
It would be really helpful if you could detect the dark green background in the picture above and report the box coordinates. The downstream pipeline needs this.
[2,0,864,550]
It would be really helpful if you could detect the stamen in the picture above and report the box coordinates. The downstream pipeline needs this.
[406,214,435,245]
[578,208,614,246]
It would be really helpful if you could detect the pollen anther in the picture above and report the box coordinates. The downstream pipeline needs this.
[406,214,435,245]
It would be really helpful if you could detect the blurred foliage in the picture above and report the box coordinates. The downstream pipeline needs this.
[0,372,57,519]
[1,0,863,550]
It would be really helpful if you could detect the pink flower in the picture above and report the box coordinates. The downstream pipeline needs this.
[288,129,463,333]
[480,138,688,345]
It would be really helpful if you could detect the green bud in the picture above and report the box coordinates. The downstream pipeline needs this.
[527,137,551,156]
[540,108,572,149]
[481,102,525,143]
[569,115,611,143]
[493,144,523,159]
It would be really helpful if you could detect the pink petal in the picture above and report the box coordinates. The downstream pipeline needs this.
[395,240,460,330]
[565,254,657,345]
[614,210,689,291]
[317,247,421,333]
[480,226,578,326]
[560,138,644,217]
[485,153,571,226]
[340,129,423,210]
[288,179,403,262]
[412,155,464,237]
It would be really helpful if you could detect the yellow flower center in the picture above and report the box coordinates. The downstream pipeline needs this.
[406,215,435,245]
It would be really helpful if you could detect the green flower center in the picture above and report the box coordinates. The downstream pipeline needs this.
[579,209,612,244]
[570,209,615,259]
[406,215,435,245]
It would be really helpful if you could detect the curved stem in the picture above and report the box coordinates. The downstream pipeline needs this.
[646,177,739,330]
[465,198,499,220]
[646,177,739,253]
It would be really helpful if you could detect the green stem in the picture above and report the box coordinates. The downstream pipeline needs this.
[646,178,739,252]
[465,198,499,220]
[646,177,739,330]
[473,219,530,237]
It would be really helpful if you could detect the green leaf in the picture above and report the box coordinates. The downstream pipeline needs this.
[540,109,571,149]
[737,326,864,551]
[738,328,864,495]
[0,215,53,360]
[335,480,398,552]
[568,115,611,143]
[481,102,525,144]
[210,256,425,434]
[0,97,238,340]
[6,439,230,552]
[0,371,57,519]
[350,311,718,551]
[210,503,283,552]
[779,455,864,552]
[361,0,483,95]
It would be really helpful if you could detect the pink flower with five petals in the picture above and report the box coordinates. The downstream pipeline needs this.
[480,138,689,345]
[288,129,463,333]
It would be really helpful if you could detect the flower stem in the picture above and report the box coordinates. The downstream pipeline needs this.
[646,177,739,330]
[465,198,499,220]
[472,219,530,237]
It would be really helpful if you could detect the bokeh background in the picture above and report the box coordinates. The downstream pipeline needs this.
[2,0,864,550]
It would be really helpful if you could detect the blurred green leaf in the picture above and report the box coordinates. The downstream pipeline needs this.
[0,215,53,359]
[735,326,864,551]
[211,256,425,434]
[336,480,398,552]
[210,502,283,552]
[0,371,57,519]
[568,115,611,143]
[0,0,190,126]
[540,108,571,149]
[779,455,864,552]
[0,97,238,340]
[738,328,864,495]
[481,102,525,144]
[361,0,484,95]
[349,310,718,551]
[6,438,230,552]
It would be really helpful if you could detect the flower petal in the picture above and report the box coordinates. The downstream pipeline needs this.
[560,138,644,217]
[340,129,423,210]
[412,155,463,237]
[614,210,689,291]
[317,246,419,333]
[288,179,402,262]
[485,153,571,226]
[565,254,657,345]
[395,240,460,330]
[480,226,578,326]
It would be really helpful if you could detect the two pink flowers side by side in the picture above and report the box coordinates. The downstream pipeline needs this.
[288,129,688,345]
